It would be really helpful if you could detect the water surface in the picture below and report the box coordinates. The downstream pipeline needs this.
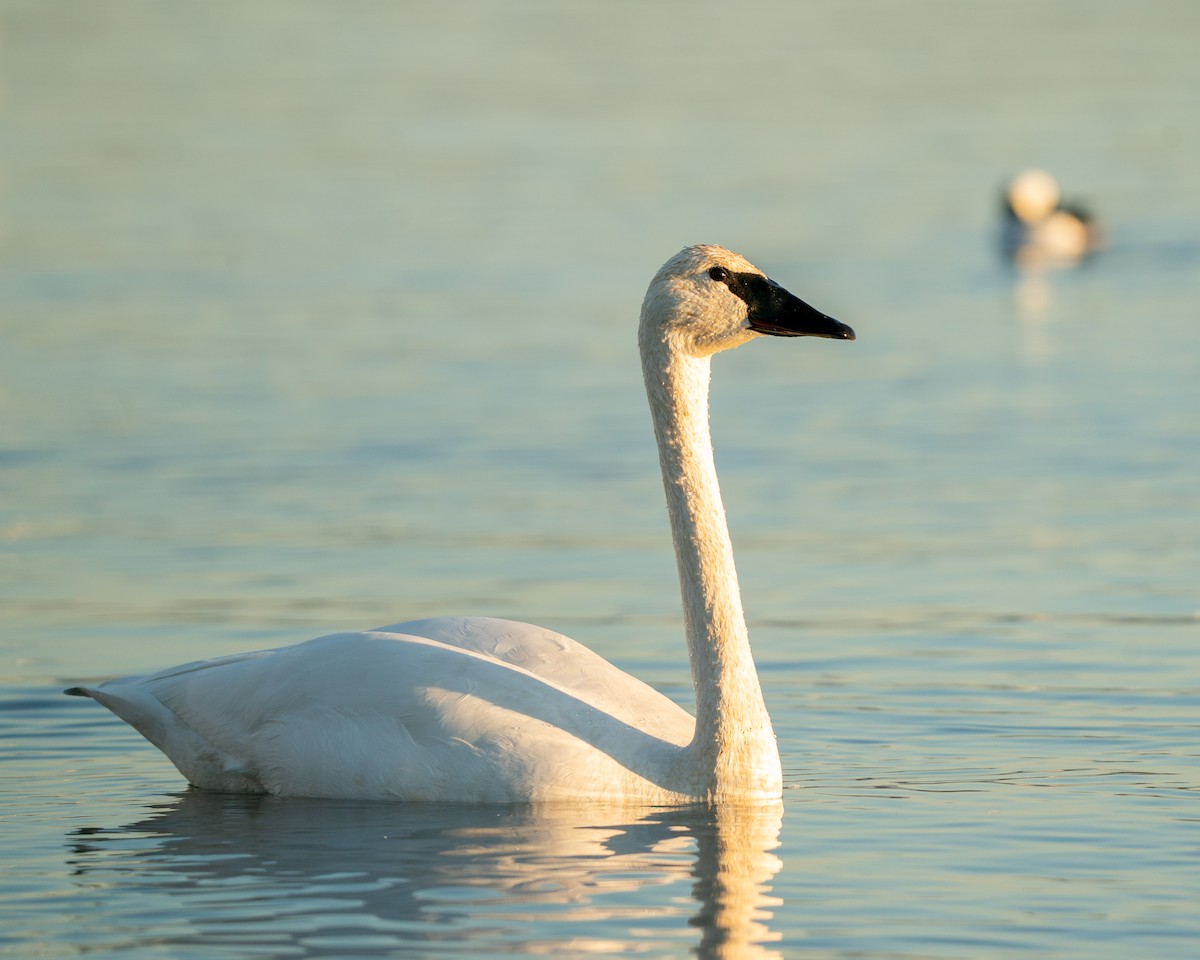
[2,2,1198,957]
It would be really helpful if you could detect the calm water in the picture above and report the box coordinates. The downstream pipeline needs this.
[3,1,1199,957]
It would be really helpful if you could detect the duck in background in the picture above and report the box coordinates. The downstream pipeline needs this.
[1001,169,1103,268]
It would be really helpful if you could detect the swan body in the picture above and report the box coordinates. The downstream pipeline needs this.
[66,244,855,804]
[1001,169,1102,266]
[69,618,695,802]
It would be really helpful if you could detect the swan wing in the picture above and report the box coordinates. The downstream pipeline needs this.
[370,617,680,720]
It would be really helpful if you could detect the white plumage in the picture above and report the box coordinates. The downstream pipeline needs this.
[67,244,854,804]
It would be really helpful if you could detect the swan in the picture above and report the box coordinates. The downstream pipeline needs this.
[65,244,855,804]
[1001,168,1103,266]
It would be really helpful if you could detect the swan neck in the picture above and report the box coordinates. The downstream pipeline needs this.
[641,337,780,800]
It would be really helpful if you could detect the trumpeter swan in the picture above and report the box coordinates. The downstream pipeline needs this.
[65,244,855,804]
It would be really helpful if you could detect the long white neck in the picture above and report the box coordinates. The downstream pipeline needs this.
[640,332,782,801]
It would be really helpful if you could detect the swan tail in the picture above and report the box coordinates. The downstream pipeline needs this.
[63,679,265,793]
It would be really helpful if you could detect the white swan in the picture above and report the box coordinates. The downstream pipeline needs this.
[65,244,855,804]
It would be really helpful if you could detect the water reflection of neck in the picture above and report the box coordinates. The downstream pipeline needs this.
[691,800,785,960]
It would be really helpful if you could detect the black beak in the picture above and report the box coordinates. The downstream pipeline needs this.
[747,282,855,340]
[729,272,855,340]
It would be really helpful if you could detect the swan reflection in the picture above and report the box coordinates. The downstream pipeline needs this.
[67,793,783,958]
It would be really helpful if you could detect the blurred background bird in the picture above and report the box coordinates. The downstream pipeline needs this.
[1001,168,1104,267]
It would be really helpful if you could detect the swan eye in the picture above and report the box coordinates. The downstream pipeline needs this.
[708,266,731,283]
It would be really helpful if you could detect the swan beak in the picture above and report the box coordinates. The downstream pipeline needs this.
[744,278,855,340]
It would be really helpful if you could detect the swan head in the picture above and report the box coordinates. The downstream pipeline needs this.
[640,244,854,358]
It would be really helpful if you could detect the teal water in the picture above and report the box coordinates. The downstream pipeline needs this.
[2,1,1199,957]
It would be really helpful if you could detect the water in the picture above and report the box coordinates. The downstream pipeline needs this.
[2,1,1199,956]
